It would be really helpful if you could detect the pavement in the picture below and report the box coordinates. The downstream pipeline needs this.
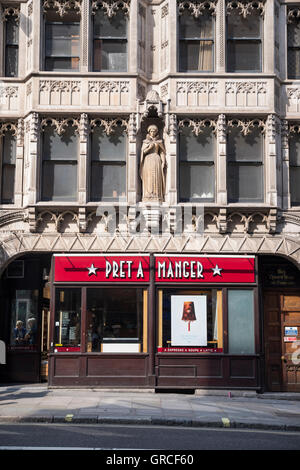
[0,384,300,432]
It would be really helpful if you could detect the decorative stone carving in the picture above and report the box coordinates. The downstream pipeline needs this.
[226,1,265,18]
[287,8,300,24]
[88,80,130,106]
[178,117,217,136]
[0,86,18,111]
[1,5,20,22]
[90,117,129,135]
[0,122,17,137]
[91,0,130,17]
[176,81,218,107]
[227,118,266,136]
[40,116,81,135]
[39,80,81,106]
[178,1,217,17]
[225,81,267,107]
[42,0,82,16]
[140,125,166,203]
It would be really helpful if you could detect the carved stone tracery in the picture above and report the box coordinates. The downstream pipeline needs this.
[226,1,265,18]
[178,1,217,17]
[90,117,129,135]
[178,117,217,136]
[40,117,81,135]
[227,118,266,136]
[0,122,18,137]
[42,0,82,16]
[91,0,131,17]
[1,5,20,22]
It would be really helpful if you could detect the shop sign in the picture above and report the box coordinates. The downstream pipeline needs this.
[157,347,223,353]
[155,255,255,283]
[284,337,298,342]
[285,327,298,336]
[54,255,150,282]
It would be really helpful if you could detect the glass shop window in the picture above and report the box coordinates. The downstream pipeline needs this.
[93,9,127,72]
[86,288,146,353]
[45,11,80,71]
[1,130,16,204]
[228,290,255,354]
[158,289,223,351]
[10,290,39,349]
[41,123,78,202]
[179,123,216,202]
[90,124,126,202]
[178,7,214,72]
[54,288,81,350]
[227,7,262,73]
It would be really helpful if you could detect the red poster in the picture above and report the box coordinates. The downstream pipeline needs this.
[155,255,255,283]
[54,255,150,282]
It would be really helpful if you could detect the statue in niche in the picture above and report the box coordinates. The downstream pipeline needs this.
[140,124,166,202]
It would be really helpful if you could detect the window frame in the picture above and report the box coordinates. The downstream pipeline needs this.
[226,8,263,73]
[287,14,300,80]
[288,129,300,206]
[4,13,19,77]
[227,121,265,203]
[44,13,80,72]
[90,122,127,202]
[41,123,79,202]
[0,129,17,205]
[178,7,215,73]
[92,8,128,72]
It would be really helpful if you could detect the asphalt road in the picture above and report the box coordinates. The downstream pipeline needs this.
[0,423,300,451]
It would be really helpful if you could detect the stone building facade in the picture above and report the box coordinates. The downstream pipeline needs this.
[0,0,299,391]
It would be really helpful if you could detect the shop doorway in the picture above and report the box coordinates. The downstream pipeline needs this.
[264,291,300,392]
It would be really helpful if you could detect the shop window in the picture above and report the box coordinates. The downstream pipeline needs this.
[226,6,262,73]
[54,288,81,350]
[287,13,300,79]
[227,121,264,203]
[44,10,80,71]
[41,123,78,201]
[4,12,19,77]
[10,290,39,349]
[90,122,126,202]
[289,132,300,206]
[158,289,223,352]
[178,6,214,72]
[228,290,255,355]
[93,8,127,72]
[86,288,146,353]
[179,122,216,202]
[1,130,16,204]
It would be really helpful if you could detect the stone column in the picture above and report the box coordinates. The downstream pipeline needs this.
[216,0,226,73]
[266,114,279,206]
[281,120,290,210]
[80,0,90,72]
[27,112,39,205]
[78,113,88,205]
[166,113,177,206]
[127,112,138,205]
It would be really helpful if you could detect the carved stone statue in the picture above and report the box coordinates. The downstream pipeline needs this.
[140,124,166,202]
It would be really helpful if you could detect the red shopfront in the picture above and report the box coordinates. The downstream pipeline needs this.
[49,254,261,390]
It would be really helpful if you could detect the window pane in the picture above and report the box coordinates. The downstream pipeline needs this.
[93,10,127,38]
[55,288,81,348]
[10,290,39,349]
[180,163,214,201]
[290,167,300,205]
[1,165,15,203]
[42,161,77,201]
[228,290,255,355]
[288,49,300,79]
[6,17,19,44]
[179,9,213,39]
[289,136,300,166]
[86,288,143,353]
[43,127,78,161]
[227,10,261,38]
[227,40,261,72]
[180,127,215,162]
[45,37,79,57]
[228,164,263,202]
[92,127,126,161]
[91,163,126,201]
[179,40,213,71]
[288,21,300,47]
[45,57,79,71]
[3,133,16,164]
[95,40,127,71]
[228,127,263,162]
[5,46,18,77]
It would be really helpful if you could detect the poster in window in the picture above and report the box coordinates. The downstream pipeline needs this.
[171,295,207,346]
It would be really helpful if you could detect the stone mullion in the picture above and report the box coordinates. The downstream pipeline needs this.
[217,114,227,205]
[14,119,24,207]
[266,114,278,206]
[78,113,88,205]
[166,114,177,206]
[216,0,226,73]
[127,113,137,205]
[281,120,290,210]
[28,113,39,205]
[80,0,90,72]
